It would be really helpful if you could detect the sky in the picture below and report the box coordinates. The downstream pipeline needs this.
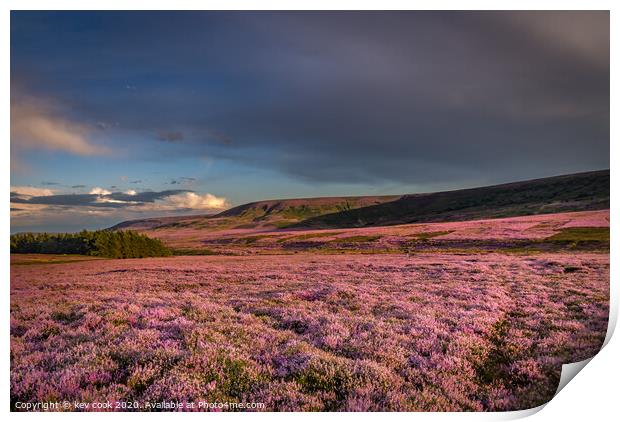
[10,11,609,232]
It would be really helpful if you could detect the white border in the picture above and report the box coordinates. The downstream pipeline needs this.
[3,2,616,421]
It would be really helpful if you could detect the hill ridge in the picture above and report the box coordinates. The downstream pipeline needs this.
[295,169,609,229]
[111,169,609,231]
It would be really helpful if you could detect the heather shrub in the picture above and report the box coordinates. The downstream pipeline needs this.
[10,252,609,411]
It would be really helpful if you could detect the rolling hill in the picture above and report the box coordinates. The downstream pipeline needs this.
[110,195,401,231]
[295,170,610,228]
[112,170,609,232]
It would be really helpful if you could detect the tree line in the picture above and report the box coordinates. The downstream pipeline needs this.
[10,230,172,258]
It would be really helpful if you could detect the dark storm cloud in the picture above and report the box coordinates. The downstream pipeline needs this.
[10,189,190,208]
[41,181,60,186]
[10,11,609,186]
[206,130,233,145]
[11,193,102,206]
[157,131,184,142]
[168,177,196,185]
[71,184,86,188]
[115,190,188,203]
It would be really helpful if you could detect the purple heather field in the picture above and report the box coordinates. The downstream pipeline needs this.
[10,211,609,411]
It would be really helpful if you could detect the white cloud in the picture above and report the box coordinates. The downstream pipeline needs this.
[11,95,109,156]
[10,186,54,197]
[95,197,138,205]
[10,188,230,231]
[164,192,228,210]
[125,189,137,196]
[90,187,112,195]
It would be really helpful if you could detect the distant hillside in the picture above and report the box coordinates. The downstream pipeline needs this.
[218,196,401,221]
[111,195,400,231]
[295,170,610,229]
[111,170,609,233]
[110,214,212,231]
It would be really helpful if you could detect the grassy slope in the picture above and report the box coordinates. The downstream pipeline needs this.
[111,170,609,232]
[294,170,609,229]
[10,254,106,265]
[111,195,401,231]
